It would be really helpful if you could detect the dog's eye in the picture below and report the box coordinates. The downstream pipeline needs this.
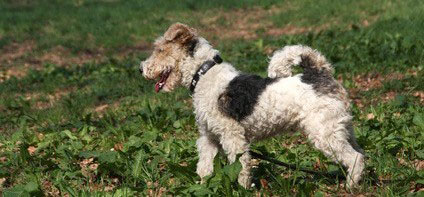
[158,48,164,52]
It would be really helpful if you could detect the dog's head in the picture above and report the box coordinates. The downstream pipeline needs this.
[140,23,198,92]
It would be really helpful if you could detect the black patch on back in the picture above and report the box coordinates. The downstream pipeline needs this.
[299,55,338,94]
[218,74,278,121]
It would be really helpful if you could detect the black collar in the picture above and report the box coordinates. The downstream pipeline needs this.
[190,55,223,93]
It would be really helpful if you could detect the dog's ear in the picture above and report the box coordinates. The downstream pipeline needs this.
[164,23,197,44]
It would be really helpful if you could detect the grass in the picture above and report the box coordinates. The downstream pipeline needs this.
[0,0,423,196]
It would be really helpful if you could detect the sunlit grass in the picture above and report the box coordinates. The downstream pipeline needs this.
[0,0,423,196]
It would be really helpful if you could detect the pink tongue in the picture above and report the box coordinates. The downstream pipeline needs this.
[155,82,160,92]
[155,75,166,92]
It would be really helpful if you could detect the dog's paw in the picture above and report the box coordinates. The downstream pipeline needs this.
[238,174,252,189]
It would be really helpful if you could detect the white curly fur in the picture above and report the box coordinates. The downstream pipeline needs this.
[268,45,334,78]
[140,23,365,189]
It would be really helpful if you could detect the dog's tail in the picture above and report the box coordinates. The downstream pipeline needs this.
[267,45,333,78]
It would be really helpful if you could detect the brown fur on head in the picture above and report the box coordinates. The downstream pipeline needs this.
[140,23,197,92]
[164,23,197,44]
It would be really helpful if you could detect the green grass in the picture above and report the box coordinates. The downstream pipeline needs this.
[1,0,424,196]
[0,0,279,51]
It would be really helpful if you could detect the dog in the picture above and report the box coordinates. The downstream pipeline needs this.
[139,23,365,189]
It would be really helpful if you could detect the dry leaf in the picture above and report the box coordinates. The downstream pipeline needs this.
[37,133,45,140]
[114,143,123,151]
[80,158,94,168]
[260,178,269,190]
[0,178,6,186]
[89,163,99,171]
[414,160,424,171]
[27,146,37,155]
[367,113,375,120]
[413,91,424,103]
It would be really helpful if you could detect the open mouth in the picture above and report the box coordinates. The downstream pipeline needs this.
[155,70,171,92]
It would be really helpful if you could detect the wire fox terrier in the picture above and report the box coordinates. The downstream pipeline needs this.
[139,23,365,188]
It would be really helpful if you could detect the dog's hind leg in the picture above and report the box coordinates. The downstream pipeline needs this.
[196,135,219,182]
[237,151,252,188]
[318,136,365,188]
[303,117,365,188]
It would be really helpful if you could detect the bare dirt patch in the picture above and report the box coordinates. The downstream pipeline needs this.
[39,46,105,66]
[0,40,35,64]
[196,6,283,40]
[353,72,404,91]
[199,5,331,39]
[90,101,121,118]
[0,41,151,81]
[22,87,77,110]
[116,41,152,59]
[349,73,402,108]
[192,5,377,40]
[266,23,332,37]
[0,63,32,81]
[37,41,151,66]
[380,91,397,102]
[349,69,422,108]
[398,157,424,171]
[0,41,38,82]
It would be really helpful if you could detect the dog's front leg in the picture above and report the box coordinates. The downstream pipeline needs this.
[220,132,252,189]
[196,135,219,183]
